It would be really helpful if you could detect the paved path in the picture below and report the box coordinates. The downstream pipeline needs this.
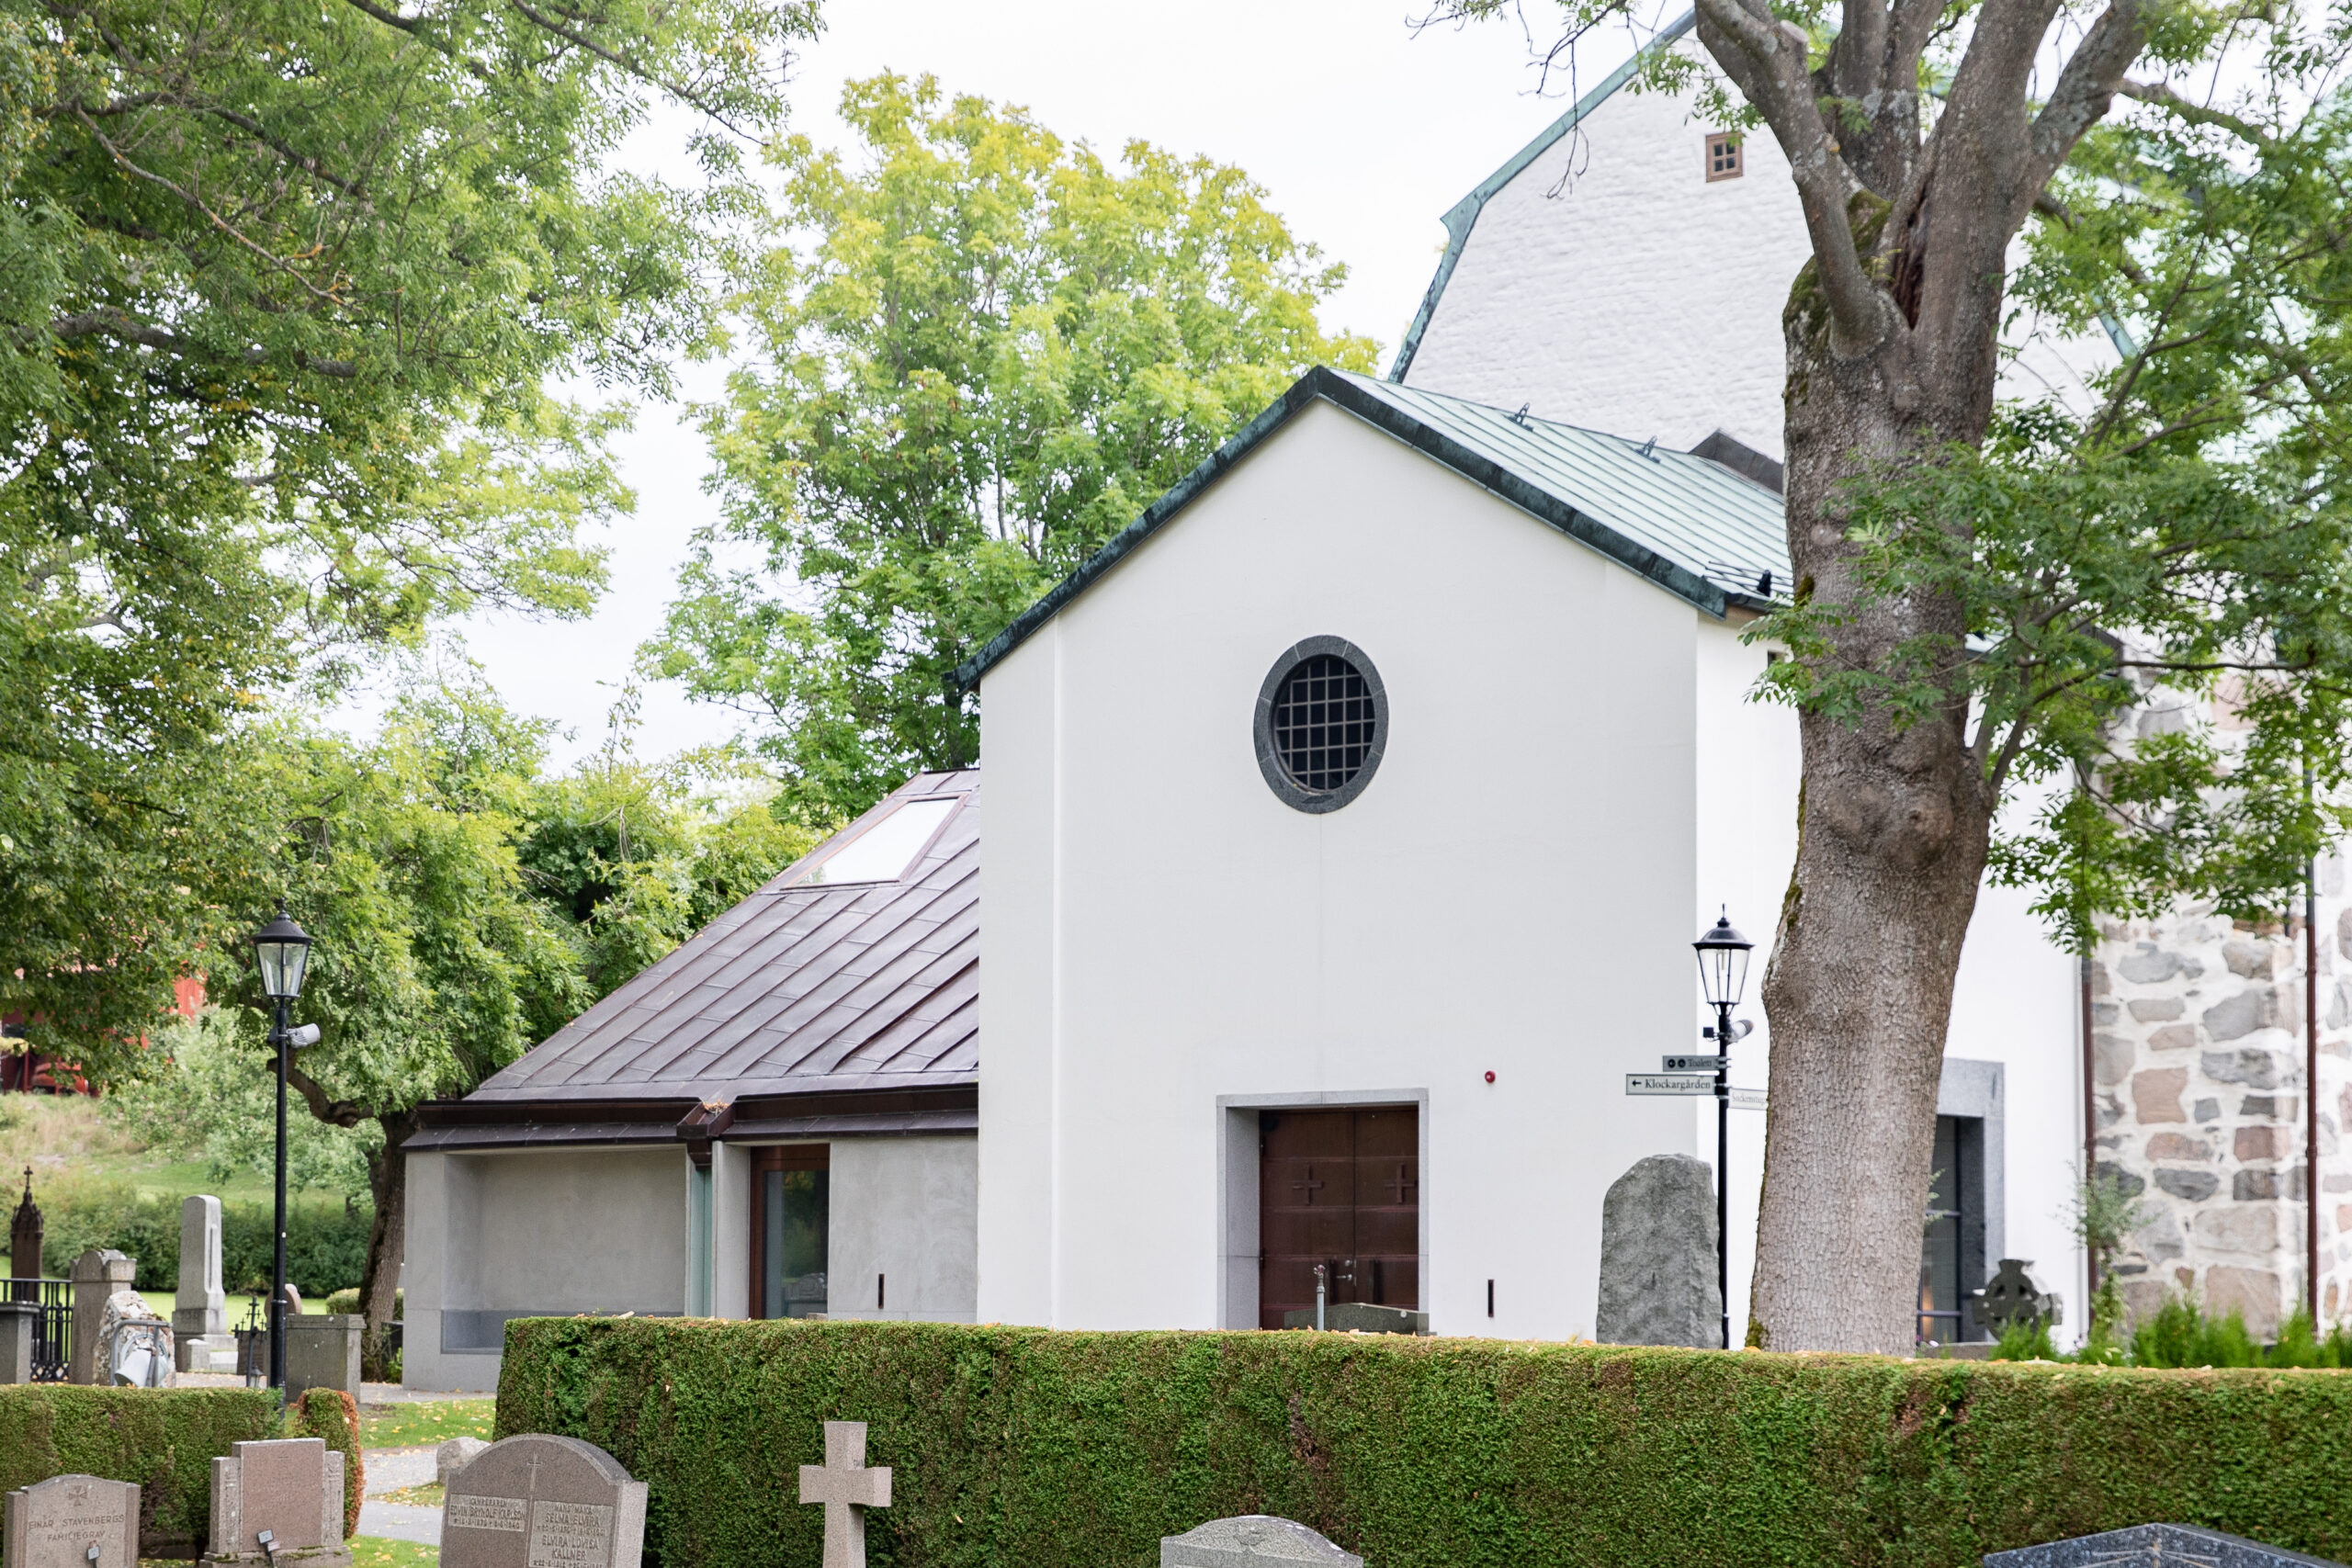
[358,1446,441,1546]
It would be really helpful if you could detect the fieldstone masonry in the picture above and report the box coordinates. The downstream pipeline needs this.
[4,1476,140,1568]
[2090,856,2352,1335]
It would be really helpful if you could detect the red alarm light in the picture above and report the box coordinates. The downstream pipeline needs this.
[1483,1070,1496,1084]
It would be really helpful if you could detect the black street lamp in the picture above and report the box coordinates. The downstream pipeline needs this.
[1693,909,1753,1351]
[251,908,313,1392]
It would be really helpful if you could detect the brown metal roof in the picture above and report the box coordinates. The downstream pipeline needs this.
[466,770,979,1108]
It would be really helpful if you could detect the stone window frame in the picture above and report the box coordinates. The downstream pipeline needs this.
[1252,635,1389,815]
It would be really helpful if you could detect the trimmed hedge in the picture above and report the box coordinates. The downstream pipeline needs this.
[0,1385,277,1556]
[498,1317,2352,1568]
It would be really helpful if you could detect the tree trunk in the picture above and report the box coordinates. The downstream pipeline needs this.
[360,1110,414,1381]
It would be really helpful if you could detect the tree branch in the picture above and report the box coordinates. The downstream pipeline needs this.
[2025,0,2152,196]
[1693,0,1889,351]
[285,1059,368,1129]
[2118,78,2276,150]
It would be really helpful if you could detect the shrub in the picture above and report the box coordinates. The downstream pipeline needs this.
[323,1287,402,1319]
[0,1385,277,1556]
[498,1317,2352,1568]
[284,1386,364,1539]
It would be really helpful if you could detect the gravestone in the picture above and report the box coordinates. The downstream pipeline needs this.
[99,1290,172,1387]
[4,1475,140,1568]
[0,1302,34,1384]
[67,1250,133,1384]
[1160,1517,1363,1568]
[8,1167,40,1288]
[797,1422,890,1568]
[1977,1258,2064,1335]
[175,1196,233,1372]
[1984,1523,2346,1567]
[203,1438,350,1568]
[435,1438,488,1486]
[1594,1153,1723,1348]
[441,1433,646,1568]
[285,1316,361,1398]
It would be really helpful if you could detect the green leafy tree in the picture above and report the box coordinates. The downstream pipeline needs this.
[0,0,814,1069]
[1434,0,2352,1350]
[215,670,591,1373]
[646,73,1379,816]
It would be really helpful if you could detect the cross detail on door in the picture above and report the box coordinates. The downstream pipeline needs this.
[1292,1166,1325,1202]
[1385,1165,1417,1203]
[799,1420,892,1568]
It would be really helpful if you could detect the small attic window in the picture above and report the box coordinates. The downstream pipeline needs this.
[797,796,956,886]
[1706,133,1743,181]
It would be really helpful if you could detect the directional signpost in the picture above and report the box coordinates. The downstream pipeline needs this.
[1625,1072,1715,1096]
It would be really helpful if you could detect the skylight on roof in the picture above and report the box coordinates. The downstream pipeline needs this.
[797,796,956,886]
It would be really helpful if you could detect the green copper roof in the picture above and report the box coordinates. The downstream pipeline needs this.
[953,366,1788,689]
[1386,8,1697,384]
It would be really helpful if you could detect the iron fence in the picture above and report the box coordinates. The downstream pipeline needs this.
[5,1276,72,1381]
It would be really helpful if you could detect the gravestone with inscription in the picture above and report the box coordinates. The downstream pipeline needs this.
[203,1437,350,1568]
[441,1434,646,1568]
[1160,1516,1363,1568]
[4,1475,139,1568]
[1984,1523,2346,1568]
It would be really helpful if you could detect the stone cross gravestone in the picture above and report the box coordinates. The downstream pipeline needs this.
[203,1438,350,1568]
[4,1475,140,1568]
[1983,1522,2347,1567]
[1160,1517,1363,1568]
[1977,1258,2064,1335]
[175,1196,233,1372]
[1595,1153,1723,1348]
[441,1434,646,1568]
[798,1422,891,1568]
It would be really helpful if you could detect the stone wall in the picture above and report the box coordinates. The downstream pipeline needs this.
[2091,860,2351,1335]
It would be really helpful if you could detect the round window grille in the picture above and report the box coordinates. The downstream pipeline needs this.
[1253,637,1387,814]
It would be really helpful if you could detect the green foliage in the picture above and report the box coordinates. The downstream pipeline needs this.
[30,1182,373,1294]
[0,0,814,1071]
[2131,1296,2267,1370]
[100,1008,380,1197]
[0,1386,277,1555]
[1990,1320,2058,1361]
[647,73,1380,817]
[285,1387,365,1540]
[325,1288,402,1320]
[500,1316,2352,1568]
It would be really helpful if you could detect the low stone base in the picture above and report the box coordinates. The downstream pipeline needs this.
[177,1334,238,1373]
[201,1546,352,1568]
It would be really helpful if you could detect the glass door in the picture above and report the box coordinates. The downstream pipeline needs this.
[751,1145,830,1318]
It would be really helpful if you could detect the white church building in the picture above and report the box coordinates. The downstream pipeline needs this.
[397,12,2346,1389]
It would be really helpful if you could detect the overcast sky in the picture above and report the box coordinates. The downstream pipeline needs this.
[405,0,1665,770]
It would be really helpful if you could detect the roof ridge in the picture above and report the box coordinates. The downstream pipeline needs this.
[1385,7,1698,384]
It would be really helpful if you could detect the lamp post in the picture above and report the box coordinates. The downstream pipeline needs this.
[1692,910,1753,1351]
[250,908,313,1392]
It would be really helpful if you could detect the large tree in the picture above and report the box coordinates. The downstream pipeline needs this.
[1454,0,2352,1350]
[0,0,813,1064]
[646,73,1378,817]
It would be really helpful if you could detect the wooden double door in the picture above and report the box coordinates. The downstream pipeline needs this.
[1258,1106,1419,1328]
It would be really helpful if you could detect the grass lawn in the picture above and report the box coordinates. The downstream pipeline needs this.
[361,1398,496,1450]
[380,1483,446,1506]
[348,1539,438,1568]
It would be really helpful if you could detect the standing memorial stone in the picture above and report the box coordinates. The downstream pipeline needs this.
[798,1422,890,1568]
[203,1438,350,1568]
[1594,1153,1723,1348]
[175,1196,233,1372]
[1984,1523,2346,1567]
[441,1434,645,1568]
[4,1475,139,1568]
[67,1250,133,1384]
[1160,1517,1363,1568]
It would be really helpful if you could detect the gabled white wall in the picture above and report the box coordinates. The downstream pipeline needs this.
[980,400,1740,1338]
[1401,44,2115,458]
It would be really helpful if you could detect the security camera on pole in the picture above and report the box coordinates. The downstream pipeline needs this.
[249,908,319,1392]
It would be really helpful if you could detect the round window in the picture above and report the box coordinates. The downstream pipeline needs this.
[1253,637,1387,813]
